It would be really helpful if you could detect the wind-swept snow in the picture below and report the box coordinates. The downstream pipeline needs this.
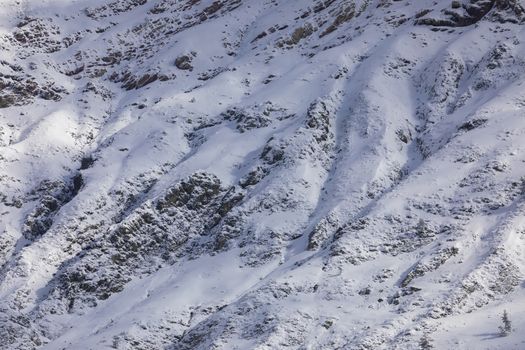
[0,0,525,349]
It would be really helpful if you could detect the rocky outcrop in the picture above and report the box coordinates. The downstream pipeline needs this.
[416,0,525,27]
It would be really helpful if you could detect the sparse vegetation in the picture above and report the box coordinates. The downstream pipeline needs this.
[499,310,512,336]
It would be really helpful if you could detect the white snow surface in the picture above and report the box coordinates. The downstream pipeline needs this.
[0,0,525,349]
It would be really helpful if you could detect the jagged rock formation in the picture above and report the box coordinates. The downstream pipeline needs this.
[0,0,524,349]
[416,0,525,27]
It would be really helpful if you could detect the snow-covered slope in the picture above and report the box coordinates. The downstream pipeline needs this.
[1,0,525,348]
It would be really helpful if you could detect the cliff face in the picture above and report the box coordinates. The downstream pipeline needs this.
[0,0,524,349]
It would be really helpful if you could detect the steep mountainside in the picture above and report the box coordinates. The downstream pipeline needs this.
[0,0,525,349]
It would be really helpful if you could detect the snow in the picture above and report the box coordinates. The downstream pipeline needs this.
[0,0,524,349]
